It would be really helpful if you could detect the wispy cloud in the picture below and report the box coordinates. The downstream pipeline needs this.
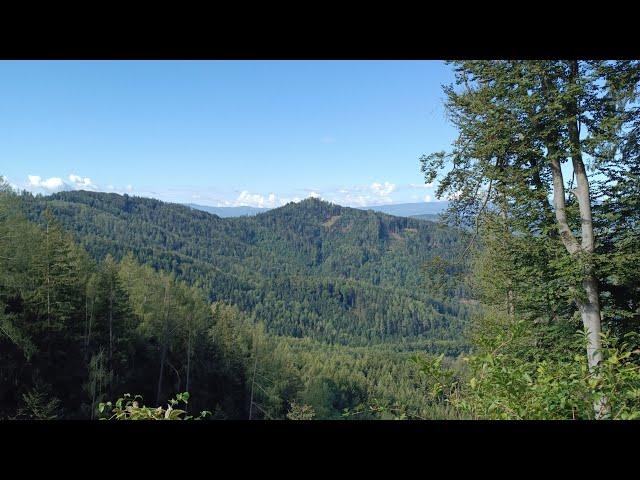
[370,181,396,198]
[22,173,128,196]
[234,191,280,208]
[16,173,438,209]
[219,189,325,208]
[27,175,66,191]
[308,181,399,207]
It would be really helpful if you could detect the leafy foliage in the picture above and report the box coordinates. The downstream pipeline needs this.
[98,392,211,420]
[410,315,640,420]
[413,60,640,420]
[286,402,316,420]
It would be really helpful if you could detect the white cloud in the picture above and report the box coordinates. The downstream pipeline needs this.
[18,174,436,210]
[68,174,97,190]
[348,195,373,207]
[370,181,396,197]
[230,190,322,208]
[27,175,66,192]
[310,183,399,207]
[24,173,124,195]
[234,190,283,208]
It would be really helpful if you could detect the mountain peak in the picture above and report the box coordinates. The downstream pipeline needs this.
[268,196,342,217]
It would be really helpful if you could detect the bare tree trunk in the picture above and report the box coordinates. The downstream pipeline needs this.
[167,360,181,393]
[568,152,603,371]
[547,60,606,418]
[549,156,603,363]
[566,64,603,372]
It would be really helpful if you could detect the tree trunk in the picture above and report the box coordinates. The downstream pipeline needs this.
[550,155,607,417]
[581,275,603,367]
[549,60,607,418]
[566,60,603,371]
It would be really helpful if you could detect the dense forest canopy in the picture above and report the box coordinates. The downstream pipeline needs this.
[18,190,472,349]
[0,183,470,419]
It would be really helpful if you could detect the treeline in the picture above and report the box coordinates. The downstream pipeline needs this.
[17,190,471,348]
[0,182,464,419]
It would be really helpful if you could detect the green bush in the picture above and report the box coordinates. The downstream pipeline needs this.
[413,314,640,420]
[98,392,211,420]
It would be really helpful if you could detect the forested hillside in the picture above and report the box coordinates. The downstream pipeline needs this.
[4,60,638,422]
[18,190,471,349]
[0,184,472,419]
[0,184,471,420]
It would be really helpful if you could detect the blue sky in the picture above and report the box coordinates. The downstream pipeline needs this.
[1,60,458,207]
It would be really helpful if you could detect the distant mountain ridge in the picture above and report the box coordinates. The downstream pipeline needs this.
[409,213,442,222]
[187,200,448,218]
[185,203,270,217]
[365,201,448,217]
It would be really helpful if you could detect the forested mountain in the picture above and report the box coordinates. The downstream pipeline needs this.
[410,214,441,222]
[18,191,471,350]
[1,183,470,420]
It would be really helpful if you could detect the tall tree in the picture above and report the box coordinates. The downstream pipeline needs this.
[421,60,640,418]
